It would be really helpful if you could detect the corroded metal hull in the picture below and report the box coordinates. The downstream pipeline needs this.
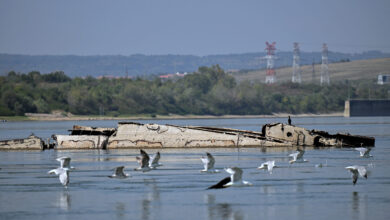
[0,135,44,150]
[106,122,285,149]
[1,121,375,150]
[262,123,375,147]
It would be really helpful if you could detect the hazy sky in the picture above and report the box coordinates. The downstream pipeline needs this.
[0,0,389,56]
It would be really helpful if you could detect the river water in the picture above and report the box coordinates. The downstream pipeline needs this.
[0,117,389,220]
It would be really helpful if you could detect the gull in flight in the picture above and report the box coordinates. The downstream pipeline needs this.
[354,147,372,158]
[48,167,70,187]
[201,152,220,173]
[108,166,130,179]
[208,167,252,189]
[57,157,75,170]
[345,165,368,185]
[134,149,151,172]
[289,149,308,164]
[48,157,74,187]
[149,152,163,169]
[257,160,276,174]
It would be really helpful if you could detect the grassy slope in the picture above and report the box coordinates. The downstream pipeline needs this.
[234,58,390,83]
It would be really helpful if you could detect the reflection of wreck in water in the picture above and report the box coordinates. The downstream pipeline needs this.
[0,121,375,150]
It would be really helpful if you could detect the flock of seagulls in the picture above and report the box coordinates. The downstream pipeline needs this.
[47,146,373,188]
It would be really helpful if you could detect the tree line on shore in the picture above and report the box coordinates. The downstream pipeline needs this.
[0,65,389,116]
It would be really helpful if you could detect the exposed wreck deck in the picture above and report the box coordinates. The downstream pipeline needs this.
[0,121,375,150]
[49,122,374,150]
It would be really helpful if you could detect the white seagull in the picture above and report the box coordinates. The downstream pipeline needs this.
[134,149,151,172]
[208,167,252,189]
[345,165,368,185]
[289,149,308,164]
[257,160,276,174]
[201,152,220,173]
[149,152,163,169]
[354,147,372,158]
[108,166,130,179]
[48,167,70,187]
[57,157,75,170]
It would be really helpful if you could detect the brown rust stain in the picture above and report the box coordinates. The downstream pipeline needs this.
[184,139,235,147]
[136,140,163,148]
[59,140,96,149]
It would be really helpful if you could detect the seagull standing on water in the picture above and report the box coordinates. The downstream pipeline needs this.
[257,160,276,174]
[354,147,372,158]
[201,152,220,173]
[149,152,163,169]
[345,165,368,185]
[289,149,308,164]
[108,166,130,179]
[134,149,151,172]
[208,167,252,189]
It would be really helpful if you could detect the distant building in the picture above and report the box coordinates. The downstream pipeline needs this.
[377,74,390,85]
[159,72,187,80]
[96,75,132,79]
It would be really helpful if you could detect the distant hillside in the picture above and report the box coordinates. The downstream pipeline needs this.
[234,58,390,83]
[0,51,389,77]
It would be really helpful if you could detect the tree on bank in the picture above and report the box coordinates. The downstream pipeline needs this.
[0,66,388,116]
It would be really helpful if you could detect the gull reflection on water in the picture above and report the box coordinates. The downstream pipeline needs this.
[351,191,368,219]
[141,178,161,220]
[205,194,244,220]
[352,191,359,211]
[115,202,125,220]
[56,190,71,211]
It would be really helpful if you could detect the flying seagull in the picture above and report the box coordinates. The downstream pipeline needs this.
[134,149,151,172]
[149,152,162,169]
[345,165,367,185]
[108,166,130,179]
[289,149,308,164]
[201,152,220,173]
[354,147,372,158]
[48,167,70,187]
[257,160,276,174]
[208,167,252,189]
[56,157,75,170]
[48,157,73,187]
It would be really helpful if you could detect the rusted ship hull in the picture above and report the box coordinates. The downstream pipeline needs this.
[262,123,375,147]
[1,121,375,150]
[51,122,374,150]
[0,135,44,150]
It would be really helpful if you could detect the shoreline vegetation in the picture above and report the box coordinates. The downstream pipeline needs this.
[1,112,344,122]
[1,65,389,120]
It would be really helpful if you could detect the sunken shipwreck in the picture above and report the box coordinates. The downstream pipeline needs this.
[0,121,375,150]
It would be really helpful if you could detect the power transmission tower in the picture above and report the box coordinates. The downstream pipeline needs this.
[320,43,330,85]
[265,42,277,84]
[292,42,301,83]
[312,58,316,83]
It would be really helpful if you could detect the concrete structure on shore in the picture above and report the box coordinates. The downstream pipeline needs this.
[344,100,390,117]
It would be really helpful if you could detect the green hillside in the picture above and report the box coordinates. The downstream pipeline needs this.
[234,58,390,83]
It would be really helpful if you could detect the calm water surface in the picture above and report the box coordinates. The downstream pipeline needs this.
[0,117,389,220]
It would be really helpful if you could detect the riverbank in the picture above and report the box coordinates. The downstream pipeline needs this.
[0,112,344,122]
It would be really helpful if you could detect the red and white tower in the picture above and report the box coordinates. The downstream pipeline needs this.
[292,42,302,83]
[320,43,330,85]
[265,42,277,84]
